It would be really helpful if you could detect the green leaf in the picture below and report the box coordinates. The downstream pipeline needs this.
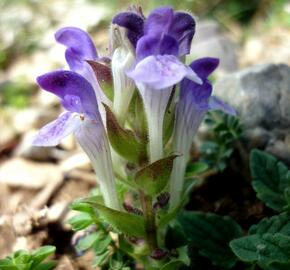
[67,213,93,231]
[75,232,99,253]
[92,250,110,268]
[230,233,290,265]
[0,258,18,270]
[131,93,147,141]
[134,155,178,196]
[250,149,290,211]
[262,262,290,270]
[33,261,57,270]
[160,260,183,270]
[31,246,55,269]
[81,198,146,237]
[104,104,147,163]
[70,200,96,215]
[249,213,290,236]
[93,234,112,255]
[161,246,190,270]
[10,251,32,270]
[178,211,242,269]
[185,162,209,178]
[109,255,124,270]
[165,222,187,249]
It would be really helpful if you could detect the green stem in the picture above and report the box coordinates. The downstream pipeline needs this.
[139,190,157,252]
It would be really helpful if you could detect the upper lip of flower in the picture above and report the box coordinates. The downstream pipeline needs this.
[55,26,98,72]
[113,6,196,57]
[32,70,107,163]
[36,70,99,120]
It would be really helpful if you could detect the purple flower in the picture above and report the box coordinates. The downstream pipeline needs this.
[113,6,195,56]
[55,27,111,109]
[127,49,201,162]
[33,70,119,210]
[169,57,236,209]
[127,23,199,163]
[144,6,195,56]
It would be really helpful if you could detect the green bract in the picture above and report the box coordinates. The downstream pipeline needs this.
[134,155,178,196]
[104,104,147,164]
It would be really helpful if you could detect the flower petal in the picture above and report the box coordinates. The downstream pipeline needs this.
[180,80,212,108]
[55,27,97,72]
[172,12,196,56]
[144,6,174,35]
[136,34,178,61]
[190,57,219,80]
[112,12,144,47]
[209,96,237,116]
[36,70,98,118]
[32,112,81,146]
[74,118,120,210]
[127,55,199,89]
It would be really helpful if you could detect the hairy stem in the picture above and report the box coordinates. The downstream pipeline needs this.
[139,190,157,252]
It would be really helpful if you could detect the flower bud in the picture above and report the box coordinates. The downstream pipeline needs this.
[150,248,168,260]
[110,24,136,125]
[123,202,143,216]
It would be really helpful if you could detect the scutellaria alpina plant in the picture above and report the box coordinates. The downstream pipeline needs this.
[32,5,236,269]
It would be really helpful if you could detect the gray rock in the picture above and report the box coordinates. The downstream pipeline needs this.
[0,158,63,189]
[214,63,290,161]
[190,20,238,72]
[0,124,17,149]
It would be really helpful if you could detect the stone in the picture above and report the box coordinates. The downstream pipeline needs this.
[241,27,290,67]
[0,123,17,149]
[214,63,290,161]
[190,20,238,72]
[0,158,63,189]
